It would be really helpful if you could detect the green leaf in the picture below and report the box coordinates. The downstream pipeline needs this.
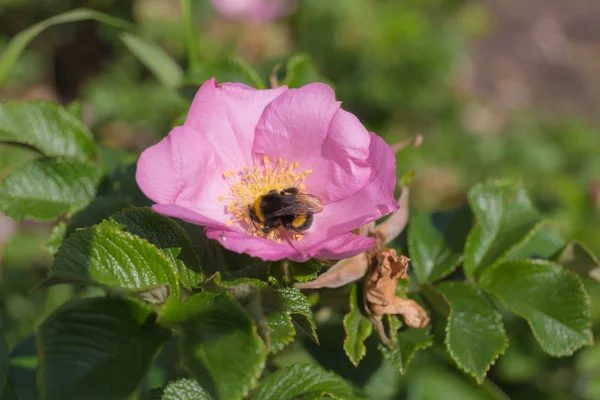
[480,260,593,356]
[66,100,82,119]
[436,282,508,383]
[0,101,95,160]
[380,327,433,374]
[120,33,183,88]
[0,158,101,221]
[282,54,330,88]
[37,297,171,400]
[463,179,540,278]
[254,363,363,400]
[290,259,323,283]
[51,220,180,298]
[4,336,38,400]
[500,220,566,262]
[160,293,267,400]
[0,332,7,395]
[409,367,495,400]
[108,207,203,289]
[408,206,472,284]
[0,143,39,180]
[262,287,318,352]
[177,221,228,276]
[343,285,373,366]
[0,8,133,86]
[230,57,265,89]
[161,379,213,400]
[207,274,271,349]
[184,57,265,90]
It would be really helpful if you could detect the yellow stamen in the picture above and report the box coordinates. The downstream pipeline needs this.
[218,157,315,241]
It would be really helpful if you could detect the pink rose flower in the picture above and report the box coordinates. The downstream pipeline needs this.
[210,0,295,22]
[136,78,399,262]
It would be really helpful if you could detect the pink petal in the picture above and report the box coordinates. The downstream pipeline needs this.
[210,0,295,21]
[303,233,375,261]
[185,78,288,172]
[252,83,370,202]
[136,125,230,227]
[305,109,372,203]
[295,253,368,289]
[206,228,297,261]
[207,229,373,262]
[290,132,399,252]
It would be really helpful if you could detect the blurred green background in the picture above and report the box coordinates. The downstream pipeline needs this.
[1,0,599,399]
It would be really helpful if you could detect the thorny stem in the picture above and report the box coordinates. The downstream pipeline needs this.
[179,0,200,71]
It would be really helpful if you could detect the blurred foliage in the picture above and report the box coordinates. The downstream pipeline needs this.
[1,0,599,399]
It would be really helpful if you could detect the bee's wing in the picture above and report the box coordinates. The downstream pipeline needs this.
[271,194,324,216]
[297,194,324,213]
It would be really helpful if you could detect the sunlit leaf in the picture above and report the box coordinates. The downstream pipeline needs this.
[436,282,508,383]
[51,220,179,298]
[480,260,593,356]
[161,379,213,400]
[108,207,203,289]
[160,293,267,400]
[343,285,372,366]
[0,158,101,221]
[464,179,540,278]
[0,101,94,160]
[254,363,363,400]
[263,286,318,353]
[38,297,171,400]
[408,206,471,284]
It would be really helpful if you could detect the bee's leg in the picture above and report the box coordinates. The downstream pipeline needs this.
[262,217,281,234]
[281,187,299,195]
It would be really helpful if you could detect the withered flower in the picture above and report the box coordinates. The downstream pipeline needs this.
[296,175,430,345]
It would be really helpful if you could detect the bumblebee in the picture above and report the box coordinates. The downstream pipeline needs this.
[248,187,323,234]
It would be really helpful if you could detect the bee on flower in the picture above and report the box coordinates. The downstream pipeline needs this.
[136,78,399,262]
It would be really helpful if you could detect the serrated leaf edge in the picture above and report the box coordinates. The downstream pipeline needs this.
[479,259,594,357]
[407,213,463,284]
[0,100,95,161]
[52,222,181,299]
[463,179,540,279]
[378,329,433,375]
[436,283,509,383]
[342,285,373,367]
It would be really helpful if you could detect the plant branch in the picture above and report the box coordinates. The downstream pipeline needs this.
[179,0,199,71]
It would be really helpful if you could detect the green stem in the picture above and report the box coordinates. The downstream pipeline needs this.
[481,379,512,400]
[179,0,199,71]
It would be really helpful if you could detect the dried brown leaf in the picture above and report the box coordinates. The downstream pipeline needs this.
[365,249,429,329]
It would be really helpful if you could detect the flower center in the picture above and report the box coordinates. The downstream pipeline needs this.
[218,156,313,242]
